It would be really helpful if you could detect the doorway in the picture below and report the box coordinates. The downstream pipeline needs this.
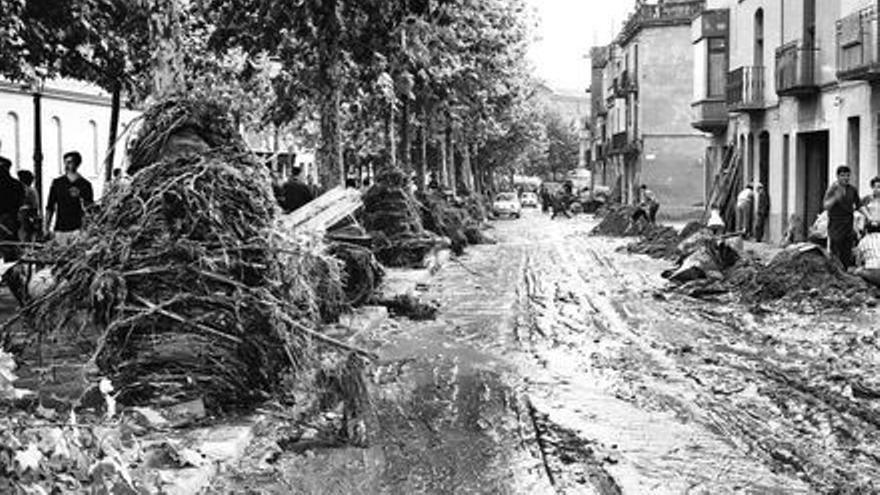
[758,131,770,189]
[798,131,829,234]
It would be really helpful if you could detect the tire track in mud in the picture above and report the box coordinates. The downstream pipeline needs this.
[512,234,813,493]
[563,235,880,492]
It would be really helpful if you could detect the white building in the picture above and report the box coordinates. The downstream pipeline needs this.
[0,78,141,207]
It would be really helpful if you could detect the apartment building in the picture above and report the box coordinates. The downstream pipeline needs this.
[589,0,708,217]
[694,0,880,242]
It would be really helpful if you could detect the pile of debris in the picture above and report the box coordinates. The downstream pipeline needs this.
[362,170,448,268]
[591,206,651,237]
[668,237,875,309]
[728,246,872,307]
[418,192,493,255]
[16,98,357,411]
[626,221,704,259]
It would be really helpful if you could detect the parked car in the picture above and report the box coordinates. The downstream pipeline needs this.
[493,192,522,218]
[521,192,539,208]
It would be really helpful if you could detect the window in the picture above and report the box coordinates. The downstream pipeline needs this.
[89,120,99,176]
[754,9,764,67]
[5,112,20,169]
[707,38,728,98]
[50,117,62,174]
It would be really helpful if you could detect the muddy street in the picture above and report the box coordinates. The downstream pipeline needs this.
[215,211,880,494]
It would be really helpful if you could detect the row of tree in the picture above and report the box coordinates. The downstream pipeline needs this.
[0,0,580,193]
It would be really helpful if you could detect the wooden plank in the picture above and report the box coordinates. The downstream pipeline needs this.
[279,186,363,235]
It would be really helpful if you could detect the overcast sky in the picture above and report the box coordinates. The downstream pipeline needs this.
[526,0,636,94]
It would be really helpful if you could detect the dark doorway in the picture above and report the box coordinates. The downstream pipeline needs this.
[758,131,770,189]
[798,131,829,234]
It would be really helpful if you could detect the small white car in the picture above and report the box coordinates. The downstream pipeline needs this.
[521,192,539,208]
[493,192,522,218]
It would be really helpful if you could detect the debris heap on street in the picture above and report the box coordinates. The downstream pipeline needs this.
[591,206,649,237]
[361,169,447,267]
[626,221,704,259]
[20,98,353,411]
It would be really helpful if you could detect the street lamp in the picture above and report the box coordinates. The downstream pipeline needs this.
[30,78,46,206]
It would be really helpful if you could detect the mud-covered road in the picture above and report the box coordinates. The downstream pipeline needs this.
[214,211,880,494]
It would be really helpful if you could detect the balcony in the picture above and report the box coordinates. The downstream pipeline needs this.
[691,98,728,134]
[776,40,819,97]
[836,7,880,81]
[726,66,765,112]
[619,0,706,45]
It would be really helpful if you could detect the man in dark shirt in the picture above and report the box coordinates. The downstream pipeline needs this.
[824,165,861,269]
[0,157,24,254]
[46,151,94,243]
[280,166,315,213]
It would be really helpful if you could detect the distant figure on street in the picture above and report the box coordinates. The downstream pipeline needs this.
[539,185,551,214]
[46,151,94,244]
[551,182,573,219]
[638,184,660,224]
[17,170,40,242]
[754,182,770,242]
[735,184,755,238]
[280,166,315,213]
[0,157,24,258]
[824,165,861,269]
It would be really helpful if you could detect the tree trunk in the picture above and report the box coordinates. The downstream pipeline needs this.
[400,98,411,173]
[472,144,482,194]
[417,109,428,192]
[149,0,184,97]
[105,81,121,181]
[385,103,397,170]
[461,141,473,195]
[438,133,448,189]
[315,0,344,189]
[446,122,456,196]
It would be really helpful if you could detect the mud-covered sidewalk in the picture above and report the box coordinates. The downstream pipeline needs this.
[213,211,880,494]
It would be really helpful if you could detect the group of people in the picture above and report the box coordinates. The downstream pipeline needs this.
[736,165,880,275]
[735,182,771,242]
[0,151,94,254]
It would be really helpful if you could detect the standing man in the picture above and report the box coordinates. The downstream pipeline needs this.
[46,151,94,244]
[280,166,315,213]
[0,157,24,258]
[824,165,861,269]
[754,182,770,242]
[735,184,755,238]
[639,184,660,224]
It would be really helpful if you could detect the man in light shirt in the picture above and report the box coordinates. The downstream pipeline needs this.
[735,184,754,239]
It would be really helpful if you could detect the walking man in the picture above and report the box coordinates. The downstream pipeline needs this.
[279,166,315,213]
[735,184,755,238]
[824,165,861,269]
[754,183,770,242]
[46,151,94,244]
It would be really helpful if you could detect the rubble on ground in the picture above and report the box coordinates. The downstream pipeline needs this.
[8,97,360,412]
[671,242,875,309]
[418,192,493,255]
[362,170,448,268]
[591,206,651,237]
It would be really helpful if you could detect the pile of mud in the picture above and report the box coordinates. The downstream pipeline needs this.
[626,221,706,260]
[678,245,875,309]
[728,247,871,306]
[591,206,649,237]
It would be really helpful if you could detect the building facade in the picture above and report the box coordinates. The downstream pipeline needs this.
[0,79,140,208]
[590,0,708,218]
[694,0,880,242]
